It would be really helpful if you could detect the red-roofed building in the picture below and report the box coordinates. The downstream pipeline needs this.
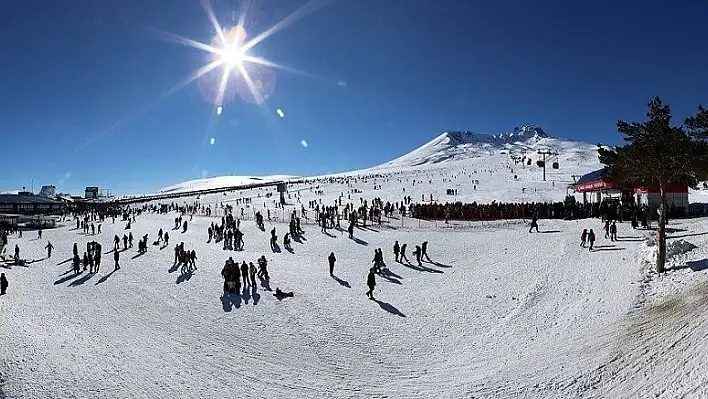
[574,168,688,213]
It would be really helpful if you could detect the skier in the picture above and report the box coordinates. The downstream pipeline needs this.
[45,241,54,258]
[328,252,336,276]
[610,222,618,242]
[421,241,432,262]
[580,229,588,248]
[366,268,376,299]
[38,229,42,239]
[0,273,7,295]
[588,229,596,251]
[182,220,188,233]
[164,231,169,247]
[393,241,400,263]
[604,220,610,239]
[113,248,120,270]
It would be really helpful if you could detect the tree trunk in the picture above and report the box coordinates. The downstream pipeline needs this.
[656,186,667,273]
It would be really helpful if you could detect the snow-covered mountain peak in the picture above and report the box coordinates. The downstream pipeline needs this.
[379,125,563,168]
[436,126,550,148]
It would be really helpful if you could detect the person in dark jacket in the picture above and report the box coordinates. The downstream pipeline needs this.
[240,262,249,287]
[588,229,596,251]
[580,229,588,248]
[0,273,7,295]
[400,243,409,263]
[366,268,376,299]
[421,241,432,262]
[393,241,400,263]
[113,249,120,270]
[413,245,422,266]
[529,215,539,233]
[610,222,618,242]
[328,252,336,276]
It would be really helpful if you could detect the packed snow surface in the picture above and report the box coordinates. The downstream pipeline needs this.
[1,127,708,398]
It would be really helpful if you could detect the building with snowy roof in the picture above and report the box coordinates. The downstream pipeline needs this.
[573,168,688,213]
[0,193,65,215]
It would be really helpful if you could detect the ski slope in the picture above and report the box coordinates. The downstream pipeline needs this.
[1,127,708,398]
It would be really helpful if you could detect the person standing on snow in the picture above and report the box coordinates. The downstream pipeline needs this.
[580,229,588,248]
[413,245,422,266]
[0,273,7,295]
[603,220,610,239]
[45,241,54,258]
[113,248,120,270]
[529,214,539,233]
[400,243,409,263]
[610,222,618,242]
[588,229,596,251]
[328,252,336,276]
[240,261,249,287]
[249,262,257,287]
[421,241,432,262]
[393,241,400,263]
[366,268,376,300]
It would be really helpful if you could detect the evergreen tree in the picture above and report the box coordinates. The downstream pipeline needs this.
[598,97,708,273]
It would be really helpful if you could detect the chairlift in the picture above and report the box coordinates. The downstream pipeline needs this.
[552,161,559,169]
[536,160,545,168]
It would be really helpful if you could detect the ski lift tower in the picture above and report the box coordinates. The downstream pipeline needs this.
[536,149,559,181]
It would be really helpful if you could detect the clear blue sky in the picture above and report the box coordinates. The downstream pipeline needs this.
[2,0,708,195]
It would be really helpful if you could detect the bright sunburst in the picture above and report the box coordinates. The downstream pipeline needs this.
[156,0,330,108]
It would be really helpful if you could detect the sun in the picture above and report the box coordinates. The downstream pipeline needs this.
[155,0,330,107]
[220,43,246,68]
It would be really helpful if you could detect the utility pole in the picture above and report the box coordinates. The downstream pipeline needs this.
[536,150,558,181]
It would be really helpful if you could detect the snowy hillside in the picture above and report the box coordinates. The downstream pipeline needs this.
[158,175,298,194]
[379,125,556,168]
[158,126,604,204]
